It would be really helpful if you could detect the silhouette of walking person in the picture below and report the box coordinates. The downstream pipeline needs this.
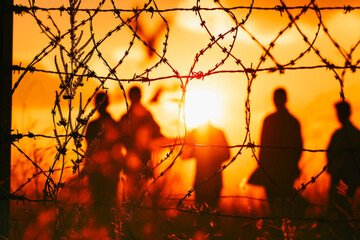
[327,101,360,239]
[248,88,303,217]
[85,91,122,238]
[183,121,230,232]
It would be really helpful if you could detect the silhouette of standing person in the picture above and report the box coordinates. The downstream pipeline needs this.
[248,88,303,216]
[327,101,360,239]
[183,121,230,232]
[85,91,122,237]
[118,86,165,238]
[118,86,164,196]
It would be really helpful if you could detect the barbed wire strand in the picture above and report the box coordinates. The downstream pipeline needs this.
[6,0,360,234]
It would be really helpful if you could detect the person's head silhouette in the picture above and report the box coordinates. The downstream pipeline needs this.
[273,88,287,110]
[95,91,109,115]
[335,101,351,125]
[129,86,142,104]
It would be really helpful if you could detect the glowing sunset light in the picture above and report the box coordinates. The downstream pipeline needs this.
[184,88,222,129]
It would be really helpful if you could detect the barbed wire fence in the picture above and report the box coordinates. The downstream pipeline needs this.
[3,0,360,238]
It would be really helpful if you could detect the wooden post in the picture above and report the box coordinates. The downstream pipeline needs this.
[0,0,13,238]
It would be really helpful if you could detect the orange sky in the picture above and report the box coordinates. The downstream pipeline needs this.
[12,0,360,208]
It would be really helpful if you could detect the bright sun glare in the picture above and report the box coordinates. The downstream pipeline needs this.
[184,88,222,129]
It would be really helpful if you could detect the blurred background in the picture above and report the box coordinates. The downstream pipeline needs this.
[10,0,360,237]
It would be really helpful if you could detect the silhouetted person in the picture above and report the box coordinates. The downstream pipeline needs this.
[327,101,360,239]
[119,86,163,192]
[183,121,230,232]
[85,91,122,238]
[118,86,165,237]
[248,88,303,217]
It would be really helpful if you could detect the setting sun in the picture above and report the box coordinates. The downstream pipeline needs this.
[183,88,222,129]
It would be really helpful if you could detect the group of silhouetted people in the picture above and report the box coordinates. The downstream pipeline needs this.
[249,88,360,238]
[84,86,360,239]
[85,86,164,237]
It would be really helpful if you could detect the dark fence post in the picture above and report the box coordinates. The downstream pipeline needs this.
[0,0,13,238]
